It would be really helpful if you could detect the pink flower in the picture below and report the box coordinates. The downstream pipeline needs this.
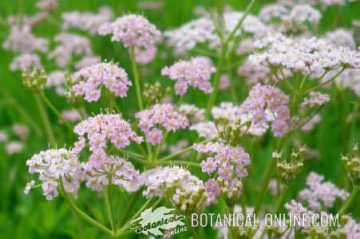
[72,62,131,102]
[73,114,143,164]
[26,148,82,200]
[99,14,161,49]
[162,57,216,95]
[194,142,250,200]
[146,128,163,145]
[205,179,221,204]
[135,103,189,145]
[240,84,290,137]
[83,155,142,192]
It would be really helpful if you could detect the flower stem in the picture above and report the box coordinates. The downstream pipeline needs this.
[338,186,359,215]
[60,183,114,237]
[33,93,55,144]
[153,160,201,168]
[254,156,276,214]
[40,93,73,131]
[104,185,115,233]
[206,44,227,119]
[118,198,161,233]
[129,47,144,111]
[275,185,288,213]
[305,67,346,94]
[159,137,217,161]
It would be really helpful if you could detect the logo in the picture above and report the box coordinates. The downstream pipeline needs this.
[130,206,187,237]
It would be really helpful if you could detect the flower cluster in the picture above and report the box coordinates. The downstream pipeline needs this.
[135,103,189,145]
[337,69,360,96]
[62,7,113,35]
[178,104,205,124]
[48,33,93,68]
[239,84,290,137]
[260,3,322,33]
[324,29,356,49]
[190,121,218,139]
[98,14,161,49]
[143,166,207,211]
[72,62,131,102]
[83,155,142,192]
[61,109,81,122]
[342,145,360,185]
[161,57,216,95]
[164,11,269,54]
[250,33,360,74]
[73,114,143,164]
[26,148,82,200]
[300,91,330,111]
[194,142,250,202]
[10,53,42,71]
[299,172,349,211]
[3,25,48,54]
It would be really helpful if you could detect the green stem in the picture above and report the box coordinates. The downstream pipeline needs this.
[116,148,145,161]
[104,185,115,233]
[129,47,144,110]
[275,185,288,213]
[118,191,141,228]
[153,160,201,168]
[60,182,114,237]
[118,198,161,233]
[225,0,256,45]
[159,137,217,161]
[40,93,73,131]
[254,156,276,215]
[206,44,227,119]
[305,68,346,94]
[33,93,55,144]
[338,186,359,215]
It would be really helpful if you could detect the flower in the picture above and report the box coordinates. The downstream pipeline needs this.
[62,7,113,35]
[99,14,161,49]
[194,142,250,201]
[336,69,360,96]
[162,57,216,95]
[134,46,157,65]
[73,114,143,164]
[300,91,330,110]
[190,121,218,139]
[0,131,8,142]
[5,141,24,155]
[260,4,321,33]
[61,109,81,122]
[178,104,205,124]
[46,71,67,95]
[72,62,131,102]
[24,180,35,194]
[299,172,349,211]
[48,33,93,68]
[135,103,189,145]
[250,33,360,74]
[83,155,142,192]
[12,123,29,140]
[324,29,356,49]
[10,53,42,71]
[26,148,82,200]
[239,84,290,137]
[3,25,48,54]
[75,55,101,70]
[142,166,208,211]
[164,11,269,54]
